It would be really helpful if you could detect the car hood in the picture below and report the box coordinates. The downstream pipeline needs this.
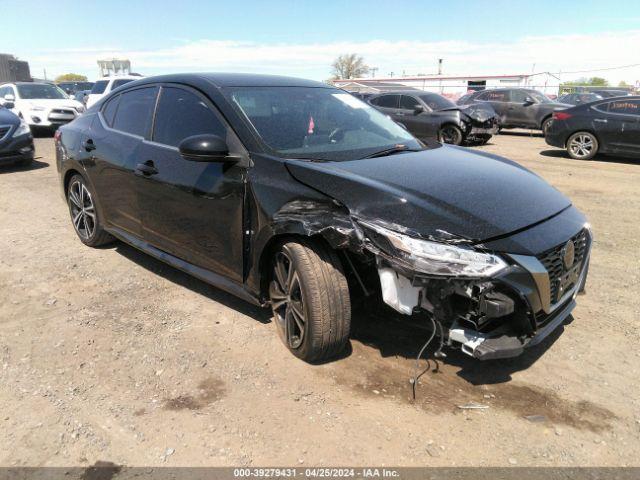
[285,145,571,243]
[0,108,19,125]
[439,103,499,122]
[20,99,82,109]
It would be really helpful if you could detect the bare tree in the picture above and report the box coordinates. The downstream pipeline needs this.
[331,54,369,80]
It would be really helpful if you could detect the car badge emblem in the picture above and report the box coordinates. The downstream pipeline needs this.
[561,240,575,270]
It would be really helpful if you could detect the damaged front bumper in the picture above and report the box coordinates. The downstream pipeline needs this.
[373,227,592,361]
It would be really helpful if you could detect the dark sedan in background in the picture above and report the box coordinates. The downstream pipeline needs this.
[459,88,571,134]
[0,104,35,166]
[545,96,640,160]
[368,91,499,145]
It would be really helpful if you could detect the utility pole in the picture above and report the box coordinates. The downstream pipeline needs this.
[370,67,378,78]
[43,68,47,80]
[438,59,443,75]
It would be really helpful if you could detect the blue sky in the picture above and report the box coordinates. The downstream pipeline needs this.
[2,0,639,84]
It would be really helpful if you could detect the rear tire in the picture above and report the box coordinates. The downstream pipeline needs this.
[566,132,598,160]
[269,239,351,362]
[67,174,114,247]
[542,117,553,135]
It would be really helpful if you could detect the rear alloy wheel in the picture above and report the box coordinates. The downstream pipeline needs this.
[439,125,463,145]
[566,132,598,160]
[269,240,351,362]
[67,174,113,247]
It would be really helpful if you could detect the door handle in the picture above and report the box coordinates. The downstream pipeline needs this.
[594,119,608,123]
[135,161,158,176]
[82,139,96,152]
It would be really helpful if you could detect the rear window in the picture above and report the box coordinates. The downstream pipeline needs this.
[91,81,108,94]
[374,95,398,108]
[112,87,157,137]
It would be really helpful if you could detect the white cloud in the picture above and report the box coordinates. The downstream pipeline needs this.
[25,30,640,86]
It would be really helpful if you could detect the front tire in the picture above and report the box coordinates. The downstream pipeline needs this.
[67,174,114,247]
[439,125,463,145]
[269,239,351,362]
[542,117,553,135]
[566,132,598,160]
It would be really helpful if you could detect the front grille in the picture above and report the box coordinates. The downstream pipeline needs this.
[537,229,589,305]
[51,109,74,115]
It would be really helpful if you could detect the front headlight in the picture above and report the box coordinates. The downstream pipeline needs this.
[12,120,31,138]
[362,222,508,277]
[75,105,85,113]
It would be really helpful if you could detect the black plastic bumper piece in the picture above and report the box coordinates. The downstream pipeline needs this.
[473,335,524,360]
[472,298,576,360]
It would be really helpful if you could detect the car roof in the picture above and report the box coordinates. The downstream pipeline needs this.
[119,73,330,89]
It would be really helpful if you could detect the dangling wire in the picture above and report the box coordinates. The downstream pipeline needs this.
[410,315,437,400]
[410,316,447,400]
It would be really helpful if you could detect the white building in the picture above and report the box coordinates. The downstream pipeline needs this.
[333,72,560,99]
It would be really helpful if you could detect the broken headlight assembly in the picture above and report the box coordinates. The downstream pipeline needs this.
[361,222,508,277]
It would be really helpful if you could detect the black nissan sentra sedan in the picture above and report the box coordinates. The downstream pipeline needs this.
[0,104,35,166]
[55,74,592,362]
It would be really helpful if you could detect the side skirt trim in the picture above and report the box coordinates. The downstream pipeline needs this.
[107,227,262,307]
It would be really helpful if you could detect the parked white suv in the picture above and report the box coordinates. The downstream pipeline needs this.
[85,75,142,108]
[0,82,85,130]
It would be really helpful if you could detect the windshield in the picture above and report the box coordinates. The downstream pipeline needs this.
[228,87,422,161]
[91,81,109,94]
[419,94,456,110]
[528,91,552,103]
[17,84,68,100]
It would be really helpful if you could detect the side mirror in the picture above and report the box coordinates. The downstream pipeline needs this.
[3,102,15,109]
[523,98,535,106]
[4,94,15,102]
[179,134,235,163]
[413,105,424,115]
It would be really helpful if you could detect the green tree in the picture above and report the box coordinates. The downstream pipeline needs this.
[54,73,88,82]
[618,80,630,87]
[330,54,369,80]
[559,76,609,94]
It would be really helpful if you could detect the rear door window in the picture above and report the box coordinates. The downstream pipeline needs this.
[479,90,508,102]
[608,100,640,116]
[112,87,158,138]
[152,86,227,147]
[101,95,120,126]
[374,95,399,108]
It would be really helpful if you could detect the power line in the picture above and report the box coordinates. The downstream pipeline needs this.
[550,63,640,75]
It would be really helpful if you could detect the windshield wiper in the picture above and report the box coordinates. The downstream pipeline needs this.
[361,146,422,159]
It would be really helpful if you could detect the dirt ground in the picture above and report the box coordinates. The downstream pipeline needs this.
[1,132,639,468]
